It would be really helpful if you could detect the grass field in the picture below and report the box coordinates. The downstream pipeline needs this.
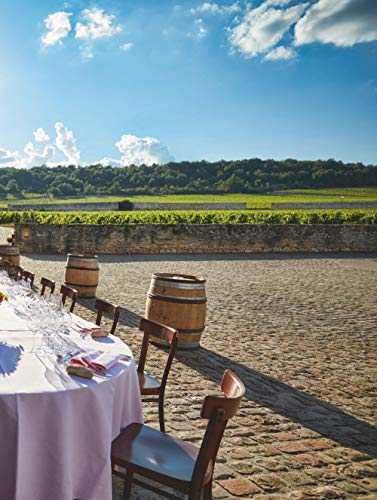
[1,187,377,210]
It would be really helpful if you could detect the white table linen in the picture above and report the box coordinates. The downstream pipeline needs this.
[0,298,143,500]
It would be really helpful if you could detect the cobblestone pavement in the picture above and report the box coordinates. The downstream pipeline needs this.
[2,232,376,498]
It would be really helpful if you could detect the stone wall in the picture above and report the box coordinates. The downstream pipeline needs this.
[8,202,119,212]
[132,202,247,210]
[272,201,377,209]
[15,223,377,255]
[9,201,247,212]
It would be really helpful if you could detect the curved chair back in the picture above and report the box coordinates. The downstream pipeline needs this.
[138,318,178,385]
[95,298,120,335]
[60,284,78,313]
[192,370,245,490]
[40,277,56,296]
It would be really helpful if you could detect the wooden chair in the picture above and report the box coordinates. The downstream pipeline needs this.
[94,298,120,335]
[60,284,78,313]
[111,369,245,500]
[21,269,35,287]
[9,265,23,281]
[40,277,56,296]
[137,318,178,433]
[0,259,10,272]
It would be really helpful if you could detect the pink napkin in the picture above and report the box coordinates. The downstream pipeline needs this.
[71,352,122,373]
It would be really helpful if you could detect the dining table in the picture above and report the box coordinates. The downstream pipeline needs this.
[0,271,143,500]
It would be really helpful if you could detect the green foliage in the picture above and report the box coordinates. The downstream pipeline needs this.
[1,209,376,226]
[0,158,376,200]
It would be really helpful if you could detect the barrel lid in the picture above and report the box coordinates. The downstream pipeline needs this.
[152,273,206,284]
[67,253,98,259]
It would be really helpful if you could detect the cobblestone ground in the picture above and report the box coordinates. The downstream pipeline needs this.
[2,228,376,499]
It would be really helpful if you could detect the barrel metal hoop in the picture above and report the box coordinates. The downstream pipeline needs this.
[152,273,206,285]
[151,280,205,291]
[65,266,99,271]
[177,327,205,334]
[65,282,96,288]
[147,293,207,304]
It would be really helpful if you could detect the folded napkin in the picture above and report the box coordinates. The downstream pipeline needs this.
[71,315,107,338]
[71,351,123,373]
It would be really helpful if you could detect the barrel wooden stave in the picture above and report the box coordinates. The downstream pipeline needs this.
[145,273,207,349]
[64,254,99,298]
[0,245,20,266]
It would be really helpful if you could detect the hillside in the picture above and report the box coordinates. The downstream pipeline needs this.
[0,158,377,199]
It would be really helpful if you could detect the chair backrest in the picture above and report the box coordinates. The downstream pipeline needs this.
[40,277,56,296]
[9,265,23,281]
[138,318,178,388]
[0,259,10,272]
[95,298,120,335]
[60,284,78,313]
[192,370,245,490]
[21,269,35,287]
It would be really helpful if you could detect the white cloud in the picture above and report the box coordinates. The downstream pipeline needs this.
[229,2,308,58]
[1,127,173,169]
[0,123,80,168]
[55,122,80,166]
[75,8,122,40]
[33,128,50,143]
[0,148,20,167]
[120,42,134,52]
[0,142,55,169]
[188,18,209,40]
[98,157,123,167]
[295,0,377,47]
[264,45,296,60]
[115,134,174,166]
[41,12,72,47]
[190,2,241,16]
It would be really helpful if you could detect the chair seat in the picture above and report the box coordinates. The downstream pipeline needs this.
[111,423,212,487]
[138,372,161,395]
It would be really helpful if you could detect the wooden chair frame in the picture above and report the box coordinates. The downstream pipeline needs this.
[60,284,78,313]
[94,298,120,335]
[111,370,245,500]
[40,277,56,296]
[21,269,35,288]
[138,318,178,433]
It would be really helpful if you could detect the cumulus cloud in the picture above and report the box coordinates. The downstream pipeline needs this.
[264,45,296,60]
[41,12,72,47]
[295,0,377,47]
[229,2,308,58]
[75,8,122,40]
[0,148,20,167]
[120,42,134,52]
[98,157,123,167]
[33,128,50,143]
[188,18,209,40]
[190,2,241,16]
[0,124,80,168]
[55,122,80,166]
[0,141,55,169]
[114,134,174,166]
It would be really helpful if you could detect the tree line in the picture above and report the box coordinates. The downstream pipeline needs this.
[0,158,376,198]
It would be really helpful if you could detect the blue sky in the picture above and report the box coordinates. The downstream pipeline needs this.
[0,0,376,168]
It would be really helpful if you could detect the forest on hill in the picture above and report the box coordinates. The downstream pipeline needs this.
[0,158,376,198]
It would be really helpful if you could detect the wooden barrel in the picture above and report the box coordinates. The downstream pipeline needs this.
[64,254,99,298]
[145,273,207,349]
[0,245,20,266]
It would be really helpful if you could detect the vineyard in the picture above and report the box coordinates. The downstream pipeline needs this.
[1,209,377,225]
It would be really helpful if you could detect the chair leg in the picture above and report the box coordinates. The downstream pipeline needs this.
[188,492,201,500]
[122,470,133,500]
[203,480,213,500]
[158,394,166,433]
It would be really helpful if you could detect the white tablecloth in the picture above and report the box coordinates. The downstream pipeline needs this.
[0,300,143,500]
